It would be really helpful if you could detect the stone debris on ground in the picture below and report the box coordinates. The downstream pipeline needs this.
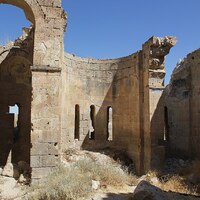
[92,180,101,190]
[132,180,200,200]
[1,163,14,177]
[0,176,26,200]
[0,151,199,200]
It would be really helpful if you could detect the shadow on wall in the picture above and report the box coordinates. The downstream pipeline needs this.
[0,29,33,168]
[80,54,142,172]
[150,86,190,169]
[150,89,168,170]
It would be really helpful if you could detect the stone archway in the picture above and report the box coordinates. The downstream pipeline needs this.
[0,0,37,24]
[0,19,34,178]
[0,54,32,164]
[0,0,66,179]
[0,0,66,68]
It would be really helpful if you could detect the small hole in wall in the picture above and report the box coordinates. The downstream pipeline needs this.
[74,104,80,140]
[107,106,113,141]
[89,105,95,140]
[54,143,58,146]
[192,56,195,60]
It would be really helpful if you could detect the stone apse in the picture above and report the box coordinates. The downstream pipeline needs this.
[0,0,176,180]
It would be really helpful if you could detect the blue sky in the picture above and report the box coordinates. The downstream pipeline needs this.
[0,0,200,84]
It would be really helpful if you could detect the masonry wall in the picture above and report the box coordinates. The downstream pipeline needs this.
[165,49,200,158]
[61,52,144,173]
[60,36,176,174]
[0,0,66,180]
[144,36,177,168]
[0,0,177,178]
[189,49,200,158]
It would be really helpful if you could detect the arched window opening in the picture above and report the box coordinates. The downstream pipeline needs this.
[89,105,95,140]
[164,106,169,142]
[107,106,113,141]
[74,104,80,140]
[0,4,32,45]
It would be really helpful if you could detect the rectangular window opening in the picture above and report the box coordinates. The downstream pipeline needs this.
[9,104,19,128]
[9,104,20,143]
[89,105,95,140]
[107,106,113,141]
[74,104,80,140]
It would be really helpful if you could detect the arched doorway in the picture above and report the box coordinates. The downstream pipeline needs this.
[0,3,34,171]
[0,0,66,179]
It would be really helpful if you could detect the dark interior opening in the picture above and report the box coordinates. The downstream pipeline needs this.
[74,104,80,140]
[89,105,95,140]
[9,104,20,143]
[0,4,33,169]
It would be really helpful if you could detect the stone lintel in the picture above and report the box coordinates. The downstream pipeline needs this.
[31,65,61,73]
[149,87,165,90]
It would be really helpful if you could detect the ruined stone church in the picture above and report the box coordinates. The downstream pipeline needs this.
[0,0,199,180]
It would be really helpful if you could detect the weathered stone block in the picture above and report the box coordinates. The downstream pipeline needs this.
[31,143,48,155]
[40,155,59,167]
[32,167,54,179]
[31,155,41,168]
[48,143,59,155]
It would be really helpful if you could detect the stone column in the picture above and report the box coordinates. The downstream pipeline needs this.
[142,36,176,172]
[29,0,66,179]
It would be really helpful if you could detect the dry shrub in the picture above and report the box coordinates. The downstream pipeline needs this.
[159,175,193,194]
[147,171,197,195]
[64,148,78,157]
[29,157,136,200]
[173,159,200,193]
[182,160,200,193]
[147,170,161,180]
[74,158,135,187]
[29,165,92,200]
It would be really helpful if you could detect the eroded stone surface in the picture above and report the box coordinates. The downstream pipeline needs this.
[165,48,200,159]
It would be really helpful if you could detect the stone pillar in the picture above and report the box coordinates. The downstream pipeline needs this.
[139,45,151,174]
[30,67,62,179]
[142,36,176,171]
[0,0,66,180]
[29,0,66,179]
